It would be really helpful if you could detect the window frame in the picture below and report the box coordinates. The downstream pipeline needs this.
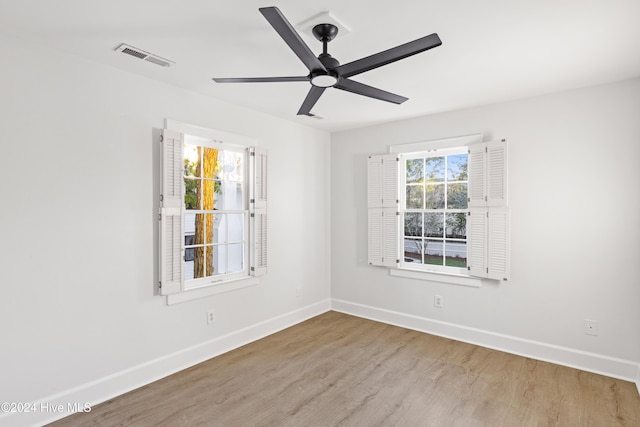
[182,137,250,289]
[159,120,267,304]
[399,146,470,276]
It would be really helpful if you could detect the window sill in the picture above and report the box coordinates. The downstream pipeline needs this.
[166,276,259,305]
[390,268,482,288]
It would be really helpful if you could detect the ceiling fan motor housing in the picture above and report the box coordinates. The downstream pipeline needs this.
[310,23,340,87]
[311,52,339,87]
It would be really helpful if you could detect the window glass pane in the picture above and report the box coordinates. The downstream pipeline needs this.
[424,213,444,237]
[193,246,205,279]
[228,243,244,273]
[227,214,244,242]
[184,259,194,280]
[213,245,227,275]
[404,212,422,237]
[445,240,467,267]
[425,157,445,182]
[202,147,218,179]
[425,184,445,209]
[205,214,216,244]
[218,182,243,210]
[224,151,244,182]
[424,240,444,265]
[193,214,205,245]
[447,154,468,181]
[406,159,424,183]
[447,183,468,209]
[184,178,200,210]
[403,238,423,263]
[214,150,225,180]
[202,179,216,210]
[184,213,196,240]
[406,185,424,209]
[213,183,223,210]
[214,214,226,244]
[184,145,200,177]
[205,245,214,278]
[446,213,467,239]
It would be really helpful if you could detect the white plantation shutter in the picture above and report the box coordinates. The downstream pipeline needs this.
[467,143,486,207]
[368,154,399,267]
[467,208,487,278]
[253,147,267,210]
[468,140,507,207]
[382,154,398,207]
[382,209,399,266]
[367,156,383,208]
[368,209,383,264]
[487,208,510,280]
[466,139,510,280]
[368,154,398,208]
[251,147,268,276]
[487,140,507,207]
[368,209,398,267]
[159,130,184,295]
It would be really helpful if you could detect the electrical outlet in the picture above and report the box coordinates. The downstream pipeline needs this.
[434,295,443,308]
[207,309,216,325]
[584,319,597,336]
[295,287,302,297]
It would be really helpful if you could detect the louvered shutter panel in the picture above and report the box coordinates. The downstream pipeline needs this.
[368,154,399,267]
[159,129,184,295]
[251,147,267,276]
[467,208,487,278]
[253,147,267,210]
[467,139,510,281]
[467,142,486,207]
[367,208,398,267]
[368,209,383,264]
[487,208,510,280]
[487,139,507,207]
[368,156,383,208]
[382,208,399,266]
[381,154,398,207]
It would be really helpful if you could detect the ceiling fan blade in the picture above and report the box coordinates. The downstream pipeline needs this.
[213,76,309,83]
[335,78,408,104]
[297,86,326,116]
[259,7,326,73]
[336,33,442,78]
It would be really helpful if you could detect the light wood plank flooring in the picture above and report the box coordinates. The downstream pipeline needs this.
[50,311,640,426]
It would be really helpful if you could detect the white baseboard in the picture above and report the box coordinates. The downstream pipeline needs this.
[331,299,640,387]
[0,299,331,427]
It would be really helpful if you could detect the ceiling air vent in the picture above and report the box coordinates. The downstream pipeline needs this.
[115,43,174,67]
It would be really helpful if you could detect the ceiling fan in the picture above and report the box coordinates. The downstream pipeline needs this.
[213,6,442,116]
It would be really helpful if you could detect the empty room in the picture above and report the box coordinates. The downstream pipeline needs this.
[1,1,639,426]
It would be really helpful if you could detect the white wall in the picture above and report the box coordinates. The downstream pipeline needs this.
[0,33,331,425]
[331,78,640,378]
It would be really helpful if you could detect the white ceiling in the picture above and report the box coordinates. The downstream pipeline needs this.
[1,0,639,132]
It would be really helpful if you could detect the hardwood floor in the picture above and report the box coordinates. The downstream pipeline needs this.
[50,311,640,426]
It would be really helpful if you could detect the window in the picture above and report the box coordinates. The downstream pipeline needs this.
[402,148,469,275]
[183,139,247,283]
[159,123,267,301]
[368,134,509,284]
